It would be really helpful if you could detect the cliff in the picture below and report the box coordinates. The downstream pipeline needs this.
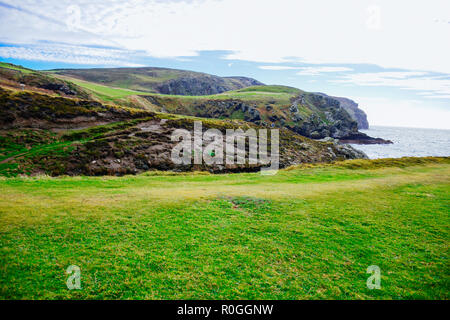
[314,93,369,129]
[141,86,388,143]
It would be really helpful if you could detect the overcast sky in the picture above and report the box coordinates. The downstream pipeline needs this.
[0,0,449,129]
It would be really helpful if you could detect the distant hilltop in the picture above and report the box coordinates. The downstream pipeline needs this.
[49,66,264,96]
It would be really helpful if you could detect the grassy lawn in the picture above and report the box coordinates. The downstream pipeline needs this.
[0,159,449,299]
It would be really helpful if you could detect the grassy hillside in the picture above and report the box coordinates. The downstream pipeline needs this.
[53,75,362,140]
[0,62,34,74]
[48,67,206,92]
[0,70,368,177]
[0,64,90,99]
[0,110,362,177]
[2,63,369,140]
[0,158,449,299]
[55,77,299,106]
[0,63,315,129]
[48,67,264,96]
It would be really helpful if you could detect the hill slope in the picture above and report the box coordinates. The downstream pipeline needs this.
[0,65,367,176]
[48,66,372,133]
[2,63,387,143]
[48,66,264,96]
[47,68,382,142]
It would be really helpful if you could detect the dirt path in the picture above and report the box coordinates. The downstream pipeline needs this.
[0,151,28,164]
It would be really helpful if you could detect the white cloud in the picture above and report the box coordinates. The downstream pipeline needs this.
[332,71,450,98]
[258,65,353,75]
[0,45,144,66]
[422,95,450,99]
[296,67,353,76]
[351,96,450,129]
[0,0,448,129]
[0,0,449,73]
[258,66,299,71]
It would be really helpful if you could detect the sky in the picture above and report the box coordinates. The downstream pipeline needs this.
[0,0,449,129]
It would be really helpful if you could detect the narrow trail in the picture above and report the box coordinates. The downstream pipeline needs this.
[0,151,28,164]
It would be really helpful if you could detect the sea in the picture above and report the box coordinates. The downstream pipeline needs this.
[350,126,450,159]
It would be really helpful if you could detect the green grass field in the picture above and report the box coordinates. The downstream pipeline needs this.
[0,158,449,299]
[57,78,151,101]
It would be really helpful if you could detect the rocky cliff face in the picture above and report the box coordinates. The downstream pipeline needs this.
[289,93,359,139]
[286,93,388,143]
[332,96,369,129]
[157,75,264,96]
[141,91,389,144]
[314,93,369,129]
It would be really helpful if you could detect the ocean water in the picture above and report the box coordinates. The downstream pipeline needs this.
[350,126,450,159]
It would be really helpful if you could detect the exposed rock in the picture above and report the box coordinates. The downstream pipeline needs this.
[157,76,229,96]
[334,143,368,159]
[286,93,357,140]
[292,113,303,122]
[339,132,393,144]
[314,92,369,129]
[40,83,77,95]
[289,103,299,113]
[157,75,264,95]
[284,93,391,144]
[310,131,322,139]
